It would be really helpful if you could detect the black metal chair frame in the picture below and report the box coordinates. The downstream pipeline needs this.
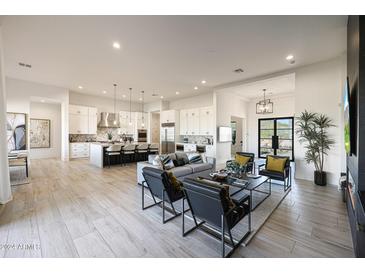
[141,170,190,224]
[258,156,292,191]
[226,152,256,174]
[181,186,251,258]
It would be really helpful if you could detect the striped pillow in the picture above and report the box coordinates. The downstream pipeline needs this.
[187,153,203,164]
[159,154,175,170]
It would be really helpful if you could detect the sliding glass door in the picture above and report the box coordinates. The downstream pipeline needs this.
[258,117,294,160]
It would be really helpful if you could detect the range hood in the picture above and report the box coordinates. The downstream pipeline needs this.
[98,112,120,128]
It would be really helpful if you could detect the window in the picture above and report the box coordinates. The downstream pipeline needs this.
[258,117,294,160]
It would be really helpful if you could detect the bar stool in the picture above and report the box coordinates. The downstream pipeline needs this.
[148,143,160,155]
[121,144,136,165]
[135,143,149,161]
[105,144,122,168]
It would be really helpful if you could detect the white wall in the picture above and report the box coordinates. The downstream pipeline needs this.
[168,92,214,110]
[247,94,295,156]
[214,91,248,165]
[294,56,346,185]
[69,91,142,114]
[29,102,61,159]
[6,77,69,161]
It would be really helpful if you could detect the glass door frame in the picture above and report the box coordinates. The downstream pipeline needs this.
[258,116,295,161]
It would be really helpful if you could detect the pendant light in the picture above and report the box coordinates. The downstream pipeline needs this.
[129,88,132,126]
[113,84,117,125]
[256,88,273,114]
[141,91,145,128]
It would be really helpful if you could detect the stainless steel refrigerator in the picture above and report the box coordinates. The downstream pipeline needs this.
[160,123,175,154]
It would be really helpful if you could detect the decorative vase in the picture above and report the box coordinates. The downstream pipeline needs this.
[314,171,327,186]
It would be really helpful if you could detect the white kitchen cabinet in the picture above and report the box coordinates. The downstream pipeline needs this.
[69,105,98,134]
[136,112,149,129]
[69,105,88,115]
[179,106,214,136]
[160,110,176,123]
[199,106,214,135]
[69,113,89,134]
[119,111,135,134]
[88,107,98,134]
[179,109,189,135]
[187,108,200,135]
[70,143,90,159]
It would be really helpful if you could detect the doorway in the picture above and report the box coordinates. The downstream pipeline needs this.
[258,117,294,160]
[231,116,245,157]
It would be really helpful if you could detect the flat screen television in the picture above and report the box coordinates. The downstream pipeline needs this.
[343,77,351,154]
[218,126,232,142]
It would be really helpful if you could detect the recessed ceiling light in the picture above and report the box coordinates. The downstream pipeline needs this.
[201,80,206,84]
[102,90,107,94]
[113,42,121,49]
[40,99,45,103]
[122,94,126,98]
[160,96,164,99]
[78,85,83,89]
[194,86,198,90]
[286,54,294,61]
[175,91,180,95]
[139,98,142,101]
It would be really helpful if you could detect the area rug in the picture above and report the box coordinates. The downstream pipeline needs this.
[146,180,291,245]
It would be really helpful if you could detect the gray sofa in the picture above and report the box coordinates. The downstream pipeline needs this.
[137,152,215,185]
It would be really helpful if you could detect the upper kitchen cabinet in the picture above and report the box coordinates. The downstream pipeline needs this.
[136,112,149,129]
[179,106,214,136]
[187,108,200,135]
[120,111,135,134]
[69,104,98,134]
[179,109,189,135]
[199,106,214,135]
[160,110,177,124]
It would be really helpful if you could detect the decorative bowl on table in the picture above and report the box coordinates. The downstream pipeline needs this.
[209,170,228,182]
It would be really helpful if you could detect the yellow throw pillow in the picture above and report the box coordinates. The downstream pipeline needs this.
[266,156,286,173]
[235,154,250,166]
[167,172,182,192]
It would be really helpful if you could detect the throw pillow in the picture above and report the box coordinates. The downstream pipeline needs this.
[175,152,189,165]
[235,154,250,166]
[187,152,203,164]
[152,155,163,169]
[159,154,175,170]
[266,155,287,173]
[167,171,182,192]
[173,158,185,167]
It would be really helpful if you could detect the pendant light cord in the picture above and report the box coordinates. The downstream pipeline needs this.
[129,88,132,123]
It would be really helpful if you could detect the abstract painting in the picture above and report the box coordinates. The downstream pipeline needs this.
[30,118,50,148]
[7,112,27,152]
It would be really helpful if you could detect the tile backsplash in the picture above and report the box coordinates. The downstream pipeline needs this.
[69,128,134,143]
[177,135,213,145]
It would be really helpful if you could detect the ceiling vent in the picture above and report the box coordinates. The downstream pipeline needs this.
[152,93,159,97]
[18,62,32,68]
[233,68,244,73]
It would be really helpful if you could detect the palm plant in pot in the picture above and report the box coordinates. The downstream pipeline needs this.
[296,111,335,186]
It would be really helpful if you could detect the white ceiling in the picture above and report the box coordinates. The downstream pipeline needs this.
[223,73,296,100]
[2,16,347,103]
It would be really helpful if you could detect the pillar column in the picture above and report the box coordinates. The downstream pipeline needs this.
[0,25,12,204]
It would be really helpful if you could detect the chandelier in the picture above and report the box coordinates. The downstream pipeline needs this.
[256,89,273,114]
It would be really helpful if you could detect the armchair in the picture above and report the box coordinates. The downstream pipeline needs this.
[258,155,291,191]
[181,177,251,257]
[226,152,255,174]
[142,167,188,223]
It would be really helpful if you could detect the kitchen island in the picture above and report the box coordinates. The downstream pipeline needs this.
[90,142,151,168]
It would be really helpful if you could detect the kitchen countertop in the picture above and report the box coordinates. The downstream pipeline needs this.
[175,142,213,146]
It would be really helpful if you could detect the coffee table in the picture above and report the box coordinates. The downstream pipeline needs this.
[192,170,271,211]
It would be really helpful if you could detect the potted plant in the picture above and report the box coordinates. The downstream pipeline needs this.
[296,110,335,186]
[107,131,113,142]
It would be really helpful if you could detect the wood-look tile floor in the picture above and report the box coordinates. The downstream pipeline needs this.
[0,158,354,258]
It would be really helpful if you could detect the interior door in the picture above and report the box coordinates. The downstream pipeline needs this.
[258,117,294,160]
